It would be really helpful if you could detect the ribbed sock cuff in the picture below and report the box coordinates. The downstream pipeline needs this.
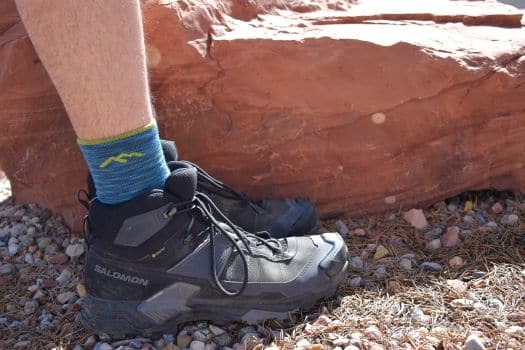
[78,122,170,204]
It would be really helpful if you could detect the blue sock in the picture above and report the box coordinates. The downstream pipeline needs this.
[78,122,170,204]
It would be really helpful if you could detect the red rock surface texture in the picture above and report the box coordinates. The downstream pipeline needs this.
[1,0,525,230]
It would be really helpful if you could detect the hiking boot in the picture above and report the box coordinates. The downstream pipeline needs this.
[86,140,320,238]
[80,162,348,337]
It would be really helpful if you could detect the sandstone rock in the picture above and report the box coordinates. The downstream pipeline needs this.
[403,209,428,229]
[448,256,464,268]
[373,245,390,260]
[1,1,525,230]
[491,202,503,214]
[353,228,366,237]
[441,226,461,247]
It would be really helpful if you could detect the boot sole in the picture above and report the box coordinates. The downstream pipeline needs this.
[80,261,348,338]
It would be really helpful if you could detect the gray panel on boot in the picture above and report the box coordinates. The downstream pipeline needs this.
[137,282,200,324]
[114,203,173,247]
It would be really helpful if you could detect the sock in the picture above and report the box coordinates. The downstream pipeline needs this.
[78,122,170,204]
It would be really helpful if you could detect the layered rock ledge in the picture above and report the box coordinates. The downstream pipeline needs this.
[1,0,524,229]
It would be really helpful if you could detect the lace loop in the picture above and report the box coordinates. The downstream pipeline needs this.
[183,161,264,215]
[165,191,283,297]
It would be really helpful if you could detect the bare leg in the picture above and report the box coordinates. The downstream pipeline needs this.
[15,0,152,140]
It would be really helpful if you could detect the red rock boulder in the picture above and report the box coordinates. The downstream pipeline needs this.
[1,0,525,230]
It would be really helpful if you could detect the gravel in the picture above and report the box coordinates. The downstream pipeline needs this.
[2,173,525,349]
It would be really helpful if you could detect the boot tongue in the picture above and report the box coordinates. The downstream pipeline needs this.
[165,161,197,202]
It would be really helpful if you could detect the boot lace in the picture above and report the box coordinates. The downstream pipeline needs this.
[164,191,283,297]
[182,161,264,215]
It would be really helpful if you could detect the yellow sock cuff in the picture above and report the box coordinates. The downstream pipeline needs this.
[77,121,155,146]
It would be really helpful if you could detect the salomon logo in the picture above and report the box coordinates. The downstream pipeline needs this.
[94,265,149,286]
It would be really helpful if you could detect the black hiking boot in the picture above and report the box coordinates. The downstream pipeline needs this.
[80,162,348,337]
[86,140,320,238]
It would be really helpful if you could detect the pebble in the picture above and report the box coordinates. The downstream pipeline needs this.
[349,256,364,271]
[501,214,519,225]
[239,326,256,339]
[353,228,366,236]
[441,226,461,247]
[505,325,524,334]
[410,307,430,324]
[57,291,76,304]
[76,282,87,298]
[24,300,38,315]
[491,202,503,214]
[45,243,59,255]
[14,341,31,349]
[374,266,387,277]
[192,331,207,343]
[37,237,52,250]
[189,341,205,350]
[447,203,458,211]
[464,201,473,212]
[486,221,498,228]
[332,339,350,347]
[240,333,261,349]
[343,346,359,350]
[0,263,14,275]
[56,268,72,285]
[420,262,443,272]
[424,227,443,240]
[488,298,504,309]
[8,243,19,256]
[48,253,69,264]
[403,209,428,229]
[177,335,192,348]
[66,243,85,258]
[464,334,485,350]
[24,252,34,265]
[209,325,225,336]
[213,333,231,347]
[446,279,467,294]
[204,344,216,350]
[463,215,474,224]
[348,276,362,288]
[426,238,441,250]
[368,342,385,350]
[94,343,113,350]
[373,245,389,260]
[451,298,474,308]
[448,256,464,268]
[335,220,350,235]
[163,345,179,350]
[296,339,311,349]
[163,334,175,345]
[400,258,412,271]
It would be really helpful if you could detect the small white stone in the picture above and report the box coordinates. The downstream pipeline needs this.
[371,112,386,124]
[66,243,85,258]
[501,214,519,225]
[464,334,485,350]
[426,239,441,250]
[189,340,205,350]
[57,291,76,304]
[209,325,225,336]
[56,268,72,285]
[400,258,412,271]
[384,196,396,204]
[8,243,19,256]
